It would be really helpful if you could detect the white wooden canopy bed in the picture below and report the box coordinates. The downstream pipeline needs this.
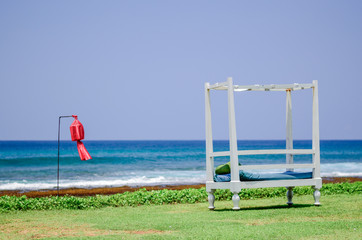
[205,78,322,210]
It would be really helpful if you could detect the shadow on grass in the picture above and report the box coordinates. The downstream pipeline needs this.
[213,204,315,212]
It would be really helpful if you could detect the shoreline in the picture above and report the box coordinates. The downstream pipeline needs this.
[0,176,360,198]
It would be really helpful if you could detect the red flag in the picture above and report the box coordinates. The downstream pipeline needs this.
[70,115,91,161]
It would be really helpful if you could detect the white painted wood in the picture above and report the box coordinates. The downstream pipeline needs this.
[239,163,315,170]
[286,89,294,171]
[235,83,314,91]
[208,81,228,90]
[227,77,239,182]
[212,149,314,157]
[232,192,240,210]
[241,178,321,188]
[205,79,322,209]
[207,190,215,210]
[205,82,214,182]
[312,80,321,178]
[238,149,314,155]
[207,178,322,190]
[211,151,231,157]
[313,188,321,206]
[208,83,314,91]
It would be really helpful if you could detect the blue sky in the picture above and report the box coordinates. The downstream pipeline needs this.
[0,0,361,140]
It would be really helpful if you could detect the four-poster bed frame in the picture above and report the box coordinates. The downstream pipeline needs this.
[205,78,322,210]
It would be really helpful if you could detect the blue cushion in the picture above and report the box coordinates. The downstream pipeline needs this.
[214,171,313,182]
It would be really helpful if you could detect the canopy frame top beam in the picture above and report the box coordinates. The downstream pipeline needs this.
[207,82,314,92]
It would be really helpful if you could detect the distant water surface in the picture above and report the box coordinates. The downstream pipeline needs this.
[0,140,361,191]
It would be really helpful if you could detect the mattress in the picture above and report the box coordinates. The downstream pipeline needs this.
[214,171,313,182]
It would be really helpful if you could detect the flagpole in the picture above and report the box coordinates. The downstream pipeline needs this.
[57,115,74,196]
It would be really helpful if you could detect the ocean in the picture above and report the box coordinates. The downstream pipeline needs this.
[0,140,361,191]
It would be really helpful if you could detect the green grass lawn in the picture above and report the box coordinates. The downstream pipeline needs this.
[1,194,361,239]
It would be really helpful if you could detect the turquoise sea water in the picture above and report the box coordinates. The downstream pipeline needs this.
[0,140,361,191]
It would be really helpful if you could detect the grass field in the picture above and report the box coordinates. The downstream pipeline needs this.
[1,193,361,239]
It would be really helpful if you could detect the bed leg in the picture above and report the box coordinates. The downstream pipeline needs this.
[286,187,294,206]
[207,190,215,210]
[313,188,321,206]
[232,192,240,210]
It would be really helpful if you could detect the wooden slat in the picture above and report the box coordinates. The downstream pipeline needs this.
[234,83,314,91]
[240,178,321,189]
[208,82,314,91]
[206,178,322,191]
[211,149,314,157]
[237,149,314,155]
[211,151,230,157]
[239,164,315,170]
[208,81,228,89]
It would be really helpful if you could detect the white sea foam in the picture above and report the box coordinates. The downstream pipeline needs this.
[320,172,362,177]
[321,162,362,177]
[0,175,206,191]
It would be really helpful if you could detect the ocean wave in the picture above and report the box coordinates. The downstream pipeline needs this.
[321,162,362,176]
[0,175,206,191]
[320,172,362,177]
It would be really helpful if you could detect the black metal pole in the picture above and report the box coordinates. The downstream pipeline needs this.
[57,115,74,197]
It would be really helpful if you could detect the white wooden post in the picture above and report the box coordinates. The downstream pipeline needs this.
[227,77,240,210]
[312,80,321,206]
[285,90,294,204]
[205,82,214,183]
[286,89,293,171]
[205,82,215,210]
[313,188,321,206]
[207,190,215,210]
[227,77,239,182]
[312,80,321,179]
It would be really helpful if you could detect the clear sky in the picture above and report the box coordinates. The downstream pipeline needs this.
[1,0,361,140]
